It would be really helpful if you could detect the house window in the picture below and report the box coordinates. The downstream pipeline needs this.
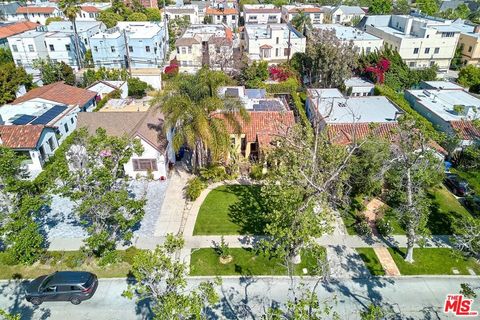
[275,48,279,56]
[71,118,74,124]
[28,44,34,52]
[366,47,371,54]
[442,32,454,37]
[65,44,71,51]
[424,48,430,54]
[468,46,473,52]
[12,44,18,52]
[181,47,186,54]
[132,159,158,171]
[188,46,192,53]
[111,46,116,53]
[49,44,55,51]
[434,47,440,54]
[146,46,150,52]
[89,13,94,18]
[16,59,22,66]
[409,61,416,67]
[94,46,98,52]
[177,47,180,54]
[64,123,69,133]
[413,48,419,54]
[129,46,133,52]
[48,137,56,151]
[276,37,279,44]
[84,38,88,45]
[261,48,271,58]
[232,15,235,20]
[430,61,435,66]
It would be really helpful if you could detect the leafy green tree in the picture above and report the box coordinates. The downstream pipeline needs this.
[127,77,151,98]
[368,0,392,14]
[241,60,269,88]
[57,129,145,257]
[145,8,161,21]
[291,10,312,34]
[0,47,13,65]
[453,217,480,258]
[417,0,439,16]
[45,16,63,25]
[110,0,132,17]
[33,59,75,86]
[0,309,20,320]
[84,49,94,68]
[98,10,124,28]
[123,234,221,319]
[360,303,395,319]
[59,0,82,68]
[168,17,191,50]
[82,67,128,87]
[152,68,248,169]
[130,0,146,13]
[385,117,443,262]
[0,62,32,104]
[127,12,148,21]
[393,0,410,14]
[0,147,45,265]
[294,28,358,87]
[458,64,480,89]
[469,10,480,24]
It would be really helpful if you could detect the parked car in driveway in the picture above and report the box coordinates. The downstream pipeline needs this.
[25,271,98,305]
[444,174,470,197]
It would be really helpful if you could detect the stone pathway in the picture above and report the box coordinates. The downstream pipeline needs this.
[362,198,385,236]
[374,247,401,276]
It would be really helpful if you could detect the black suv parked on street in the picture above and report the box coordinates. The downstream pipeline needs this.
[25,271,98,305]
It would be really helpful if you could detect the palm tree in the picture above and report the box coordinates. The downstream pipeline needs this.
[152,68,250,170]
[291,10,312,35]
[58,0,82,69]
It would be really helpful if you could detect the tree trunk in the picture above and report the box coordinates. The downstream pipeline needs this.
[405,167,415,263]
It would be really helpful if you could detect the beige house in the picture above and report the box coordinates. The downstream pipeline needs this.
[281,4,325,24]
[451,22,480,66]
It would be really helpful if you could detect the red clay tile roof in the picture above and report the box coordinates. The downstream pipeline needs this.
[259,44,272,49]
[205,7,238,15]
[16,6,56,14]
[80,6,99,13]
[0,21,38,39]
[13,82,97,106]
[225,27,233,41]
[326,122,398,145]
[0,124,47,149]
[450,120,480,141]
[288,7,323,13]
[214,111,295,148]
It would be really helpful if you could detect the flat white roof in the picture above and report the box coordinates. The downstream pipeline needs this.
[0,100,70,125]
[245,23,304,40]
[407,89,480,121]
[182,24,227,38]
[422,81,464,90]
[92,22,164,40]
[308,88,401,123]
[313,24,381,41]
[345,77,375,88]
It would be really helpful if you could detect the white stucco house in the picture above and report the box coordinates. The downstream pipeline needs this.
[87,80,128,99]
[329,5,365,25]
[77,109,175,180]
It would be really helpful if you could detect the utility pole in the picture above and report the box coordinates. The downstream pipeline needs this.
[123,29,132,76]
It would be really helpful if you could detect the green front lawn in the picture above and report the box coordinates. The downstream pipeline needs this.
[427,185,473,235]
[190,248,326,276]
[193,185,265,235]
[0,250,136,279]
[388,248,480,275]
[356,248,385,276]
[451,168,480,195]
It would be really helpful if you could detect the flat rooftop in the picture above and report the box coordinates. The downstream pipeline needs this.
[100,97,152,113]
[407,89,480,121]
[421,81,464,90]
[313,24,381,41]
[219,86,288,111]
[308,88,402,123]
[46,21,103,33]
[92,22,163,40]
[345,77,375,88]
[0,100,72,126]
[245,23,303,40]
[182,24,227,38]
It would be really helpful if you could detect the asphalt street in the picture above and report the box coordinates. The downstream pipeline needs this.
[0,276,478,319]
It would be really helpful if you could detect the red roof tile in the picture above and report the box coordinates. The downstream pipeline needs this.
[326,122,398,145]
[214,111,295,148]
[16,6,56,14]
[0,21,38,39]
[288,7,323,13]
[80,6,99,13]
[206,7,238,15]
[0,125,47,149]
[450,120,480,141]
[13,82,97,107]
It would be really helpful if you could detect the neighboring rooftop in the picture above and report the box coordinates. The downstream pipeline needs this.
[282,4,324,13]
[331,5,365,14]
[218,86,288,111]
[177,24,232,46]
[46,20,104,33]
[0,21,38,39]
[100,97,151,113]
[80,5,99,13]
[0,124,49,149]
[0,2,22,15]
[313,24,381,41]
[245,23,304,40]
[327,122,398,145]
[92,22,164,40]
[205,6,238,15]
[13,82,97,107]
[163,4,198,13]
[308,88,402,123]
[345,77,375,88]
[243,4,280,13]
[420,80,465,90]
[16,6,56,14]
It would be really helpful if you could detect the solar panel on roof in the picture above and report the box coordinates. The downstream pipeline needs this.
[12,114,36,125]
[30,105,68,125]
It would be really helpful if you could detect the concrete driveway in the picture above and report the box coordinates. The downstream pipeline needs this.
[0,277,477,319]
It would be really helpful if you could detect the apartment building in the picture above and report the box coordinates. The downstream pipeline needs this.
[449,21,480,66]
[244,23,306,63]
[243,4,281,24]
[405,81,480,145]
[90,22,168,70]
[0,21,38,47]
[313,24,383,54]
[15,5,63,25]
[174,24,233,73]
[281,4,325,24]
[205,0,239,29]
[163,5,200,24]
[46,20,106,50]
[329,5,365,25]
[76,6,100,21]
[8,30,49,77]
[359,15,461,71]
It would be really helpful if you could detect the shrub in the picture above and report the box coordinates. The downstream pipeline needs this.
[355,217,372,236]
[214,236,230,259]
[0,252,17,266]
[64,251,87,268]
[199,165,228,183]
[98,250,119,267]
[376,218,393,236]
[122,247,140,265]
[185,177,207,201]
[127,77,152,98]
[250,164,264,180]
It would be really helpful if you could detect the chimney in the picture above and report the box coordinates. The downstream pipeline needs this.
[474,25,480,34]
